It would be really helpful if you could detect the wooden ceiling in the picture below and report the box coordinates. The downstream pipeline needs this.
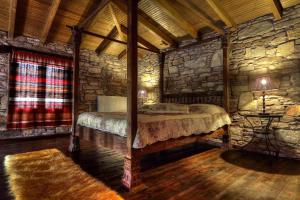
[1,0,299,58]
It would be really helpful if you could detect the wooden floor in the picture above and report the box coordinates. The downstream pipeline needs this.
[1,136,300,200]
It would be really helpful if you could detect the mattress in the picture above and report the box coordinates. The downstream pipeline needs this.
[77,111,231,149]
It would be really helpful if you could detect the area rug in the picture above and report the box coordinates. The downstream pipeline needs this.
[4,149,123,200]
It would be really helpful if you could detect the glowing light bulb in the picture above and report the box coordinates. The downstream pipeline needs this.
[261,78,267,85]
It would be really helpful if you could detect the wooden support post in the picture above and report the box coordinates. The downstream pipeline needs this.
[222,34,230,113]
[122,0,141,189]
[68,26,82,153]
[159,53,165,103]
[222,34,230,150]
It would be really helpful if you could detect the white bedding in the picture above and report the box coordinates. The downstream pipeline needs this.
[77,110,231,148]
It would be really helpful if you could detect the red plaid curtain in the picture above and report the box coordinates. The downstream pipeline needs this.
[7,50,73,129]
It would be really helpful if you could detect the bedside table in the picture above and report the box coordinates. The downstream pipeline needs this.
[240,113,283,158]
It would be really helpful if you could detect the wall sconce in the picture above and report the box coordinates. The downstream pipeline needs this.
[138,89,148,105]
[141,72,158,88]
[254,76,276,115]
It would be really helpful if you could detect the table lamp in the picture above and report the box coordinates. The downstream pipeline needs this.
[138,89,148,105]
[255,76,274,115]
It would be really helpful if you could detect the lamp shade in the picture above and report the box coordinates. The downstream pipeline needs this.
[254,76,275,91]
[138,89,148,98]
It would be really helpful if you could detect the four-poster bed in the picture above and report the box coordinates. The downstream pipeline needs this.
[68,0,231,189]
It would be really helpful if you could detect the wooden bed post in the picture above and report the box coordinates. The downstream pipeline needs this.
[222,33,230,149]
[69,26,82,153]
[122,0,141,189]
[159,52,165,103]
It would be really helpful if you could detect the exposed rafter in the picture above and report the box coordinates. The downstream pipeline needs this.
[154,0,198,38]
[108,2,127,60]
[270,0,283,20]
[118,49,127,60]
[8,0,17,39]
[108,3,125,41]
[78,0,110,29]
[118,25,160,60]
[111,0,177,47]
[41,0,61,43]
[95,26,118,55]
[120,25,160,53]
[118,49,145,60]
[206,0,236,28]
[179,0,224,35]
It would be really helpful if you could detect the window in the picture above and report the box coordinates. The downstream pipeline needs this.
[7,50,73,129]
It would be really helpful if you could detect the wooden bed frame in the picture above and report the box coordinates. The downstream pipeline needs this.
[75,92,230,188]
[68,0,230,190]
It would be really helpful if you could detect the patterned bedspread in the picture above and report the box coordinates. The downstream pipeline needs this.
[77,111,231,148]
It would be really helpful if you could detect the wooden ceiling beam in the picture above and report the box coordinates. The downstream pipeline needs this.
[120,25,160,53]
[111,0,177,47]
[78,0,110,29]
[206,0,236,28]
[179,1,224,35]
[270,0,283,20]
[41,0,61,43]
[95,26,118,55]
[8,0,17,39]
[118,49,144,60]
[118,49,127,60]
[108,3,126,41]
[154,0,198,38]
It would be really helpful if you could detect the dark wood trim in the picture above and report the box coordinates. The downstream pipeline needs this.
[77,126,127,155]
[69,26,82,153]
[95,26,118,55]
[0,133,69,143]
[164,35,221,54]
[66,25,159,54]
[159,53,165,103]
[0,45,72,59]
[118,49,127,60]
[123,0,139,189]
[126,0,138,157]
[222,34,230,113]
[162,91,223,106]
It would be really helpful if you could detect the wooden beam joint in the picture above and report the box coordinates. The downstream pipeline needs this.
[41,0,61,43]
[8,0,17,39]
[270,0,283,20]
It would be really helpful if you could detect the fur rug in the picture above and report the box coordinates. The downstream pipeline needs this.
[4,149,123,200]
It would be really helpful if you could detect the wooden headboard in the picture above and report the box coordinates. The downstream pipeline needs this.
[162,91,223,106]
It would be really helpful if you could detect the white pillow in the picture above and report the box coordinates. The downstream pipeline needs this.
[97,96,127,112]
[189,104,226,114]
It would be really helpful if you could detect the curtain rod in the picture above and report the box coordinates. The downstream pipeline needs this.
[0,45,73,59]
[66,25,160,54]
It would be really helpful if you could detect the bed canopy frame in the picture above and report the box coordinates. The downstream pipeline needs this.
[68,0,230,189]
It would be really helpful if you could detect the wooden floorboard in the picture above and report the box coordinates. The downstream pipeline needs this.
[1,136,300,200]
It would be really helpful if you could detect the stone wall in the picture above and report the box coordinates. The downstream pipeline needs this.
[79,50,160,112]
[0,31,160,139]
[229,4,300,158]
[164,38,223,94]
